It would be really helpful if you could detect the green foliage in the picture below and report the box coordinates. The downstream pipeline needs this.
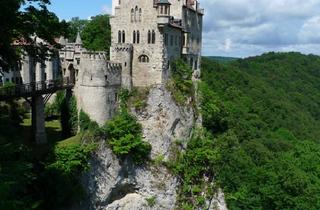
[167,59,194,105]
[65,17,89,42]
[0,0,68,71]
[103,110,151,164]
[48,143,96,175]
[174,129,218,209]
[128,87,150,112]
[81,15,111,52]
[0,143,35,210]
[196,53,320,210]
[58,92,78,137]
[79,110,99,132]
[146,196,156,207]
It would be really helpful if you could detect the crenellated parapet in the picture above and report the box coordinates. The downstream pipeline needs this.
[111,43,133,53]
[80,51,109,60]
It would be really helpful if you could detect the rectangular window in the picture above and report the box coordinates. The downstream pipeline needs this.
[170,35,174,46]
[164,33,168,45]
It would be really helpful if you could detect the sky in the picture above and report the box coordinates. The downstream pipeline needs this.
[48,0,320,58]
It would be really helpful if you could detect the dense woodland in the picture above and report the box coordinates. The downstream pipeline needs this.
[187,52,320,209]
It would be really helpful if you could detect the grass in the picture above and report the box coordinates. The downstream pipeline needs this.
[56,134,82,147]
[19,114,83,149]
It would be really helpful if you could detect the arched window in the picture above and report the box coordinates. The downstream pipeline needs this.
[118,30,121,43]
[133,30,136,43]
[148,30,151,44]
[122,30,125,43]
[131,9,134,22]
[135,6,138,22]
[152,30,156,44]
[139,8,142,22]
[137,30,140,44]
[138,55,149,63]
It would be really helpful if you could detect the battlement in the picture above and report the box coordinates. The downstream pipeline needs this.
[112,43,133,52]
[106,61,122,70]
[81,51,108,60]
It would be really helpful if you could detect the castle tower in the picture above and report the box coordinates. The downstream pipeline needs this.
[110,0,204,87]
[76,52,122,125]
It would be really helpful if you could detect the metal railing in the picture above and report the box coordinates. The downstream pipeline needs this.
[0,77,73,100]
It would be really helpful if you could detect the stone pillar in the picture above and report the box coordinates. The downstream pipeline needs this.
[32,96,47,144]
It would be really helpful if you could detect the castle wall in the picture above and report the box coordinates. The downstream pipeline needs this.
[110,44,133,89]
[76,53,121,125]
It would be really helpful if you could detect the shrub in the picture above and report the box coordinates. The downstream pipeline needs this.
[146,196,156,207]
[103,110,151,164]
[79,110,99,132]
[166,59,195,105]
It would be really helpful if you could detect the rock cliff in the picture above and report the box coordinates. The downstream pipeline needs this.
[75,85,227,210]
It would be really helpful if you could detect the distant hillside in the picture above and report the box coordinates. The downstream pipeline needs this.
[205,56,239,63]
[199,52,320,210]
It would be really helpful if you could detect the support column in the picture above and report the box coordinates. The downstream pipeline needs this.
[32,96,47,144]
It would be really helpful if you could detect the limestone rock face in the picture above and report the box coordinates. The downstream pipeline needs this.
[75,85,227,210]
[78,144,177,210]
[132,85,195,160]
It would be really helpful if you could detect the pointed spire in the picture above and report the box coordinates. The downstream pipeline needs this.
[59,36,66,45]
[75,31,82,45]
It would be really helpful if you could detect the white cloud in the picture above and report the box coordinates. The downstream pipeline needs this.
[200,0,320,57]
[299,16,320,43]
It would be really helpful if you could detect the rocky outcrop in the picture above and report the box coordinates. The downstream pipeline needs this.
[75,85,227,210]
[77,145,177,210]
[131,85,196,160]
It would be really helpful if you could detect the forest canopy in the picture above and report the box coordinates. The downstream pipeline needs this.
[199,52,320,209]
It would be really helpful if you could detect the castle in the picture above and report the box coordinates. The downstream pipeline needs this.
[110,0,203,88]
[0,0,203,126]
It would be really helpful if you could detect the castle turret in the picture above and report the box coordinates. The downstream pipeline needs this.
[76,52,122,125]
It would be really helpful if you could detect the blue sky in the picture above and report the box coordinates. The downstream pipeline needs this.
[49,0,112,20]
[48,0,320,57]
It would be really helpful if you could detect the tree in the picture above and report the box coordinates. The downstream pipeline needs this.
[66,17,89,42]
[81,15,111,51]
[0,0,68,71]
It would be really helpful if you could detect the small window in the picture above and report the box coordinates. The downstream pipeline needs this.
[152,30,156,44]
[133,30,136,43]
[122,30,125,43]
[139,8,142,22]
[170,35,174,46]
[137,30,140,43]
[118,30,122,43]
[131,9,134,22]
[135,6,138,22]
[148,30,151,44]
[138,55,149,63]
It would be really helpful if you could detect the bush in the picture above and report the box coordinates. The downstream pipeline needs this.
[103,110,151,164]
[60,93,78,137]
[166,59,194,105]
[79,110,99,132]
